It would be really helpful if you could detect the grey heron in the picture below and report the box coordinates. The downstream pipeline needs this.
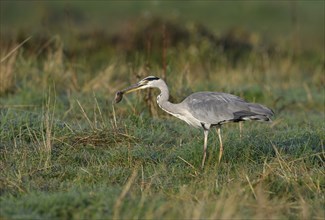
[115,76,274,168]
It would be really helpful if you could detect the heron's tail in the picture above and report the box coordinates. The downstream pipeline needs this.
[234,103,274,122]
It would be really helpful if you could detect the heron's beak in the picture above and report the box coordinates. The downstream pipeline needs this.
[120,81,146,94]
[115,81,147,103]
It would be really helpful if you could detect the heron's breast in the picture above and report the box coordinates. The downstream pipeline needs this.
[157,100,201,128]
[170,112,201,128]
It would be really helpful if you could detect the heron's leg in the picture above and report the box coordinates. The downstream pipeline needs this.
[217,127,223,163]
[239,122,243,140]
[201,129,209,169]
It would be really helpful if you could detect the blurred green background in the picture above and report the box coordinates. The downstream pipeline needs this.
[1,1,324,49]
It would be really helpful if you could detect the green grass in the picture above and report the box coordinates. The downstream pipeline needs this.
[1,49,324,219]
[0,2,324,219]
[0,105,324,218]
[0,75,324,219]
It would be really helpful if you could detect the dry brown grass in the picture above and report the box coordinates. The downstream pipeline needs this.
[0,37,32,95]
[0,46,18,95]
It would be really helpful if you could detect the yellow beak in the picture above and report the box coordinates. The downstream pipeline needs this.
[121,82,145,94]
[115,81,147,103]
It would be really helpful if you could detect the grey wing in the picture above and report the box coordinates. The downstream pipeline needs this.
[182,92,273,125]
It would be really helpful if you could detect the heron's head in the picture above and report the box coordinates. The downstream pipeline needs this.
[121,76,162,94]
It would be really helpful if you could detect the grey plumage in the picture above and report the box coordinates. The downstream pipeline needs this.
[185,92,273,126]
[116,76,274,168]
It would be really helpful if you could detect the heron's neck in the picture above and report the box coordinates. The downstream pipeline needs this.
[156,81,181,115]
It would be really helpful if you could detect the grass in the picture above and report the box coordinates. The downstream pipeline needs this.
[0,108,324,218]
[0,58,324,218]
[0,2,324,219]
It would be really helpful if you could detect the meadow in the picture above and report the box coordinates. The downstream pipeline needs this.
[0,1,324,219]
